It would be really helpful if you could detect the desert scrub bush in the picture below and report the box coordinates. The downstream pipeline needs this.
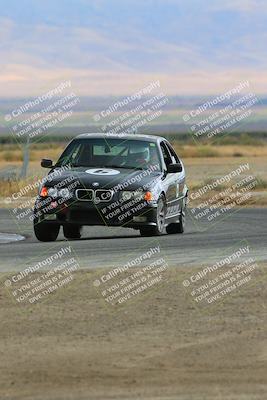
[29,147,64,161]
[1,151,23,162]
[0,177,40,198]
[173,145,220,158]
[216,133,264,146]
[254,179,267,190]
[196,146,219,157]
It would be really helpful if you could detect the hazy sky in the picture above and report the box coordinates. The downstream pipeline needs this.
[0,0,266,97]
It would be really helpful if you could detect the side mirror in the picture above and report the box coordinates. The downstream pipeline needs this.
[167,163,182,173]
[41,159,53,168]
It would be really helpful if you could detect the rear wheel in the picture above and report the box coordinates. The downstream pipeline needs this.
[140,196,166,237]
[63,224,82,239]
[34,221,60,242]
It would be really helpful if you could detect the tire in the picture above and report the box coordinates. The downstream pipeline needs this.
[34,221,60,242]
[63,224,82,239]
[140,196,166,237]
[166,199,186,235]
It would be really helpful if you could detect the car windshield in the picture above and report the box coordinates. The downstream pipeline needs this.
[56,138,161,171]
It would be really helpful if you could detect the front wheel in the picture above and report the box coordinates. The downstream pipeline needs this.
[34,221,60,242]
[140,196,166,237]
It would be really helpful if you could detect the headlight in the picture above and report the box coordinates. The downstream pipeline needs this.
[58,188,71,199]
[47,187,58,198]
[40,186,48,197]
[121,191,145,202]
[121,191,132,201]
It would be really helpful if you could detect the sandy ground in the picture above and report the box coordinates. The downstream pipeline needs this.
[0,265,266,400]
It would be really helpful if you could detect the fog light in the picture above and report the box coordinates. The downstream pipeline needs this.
[58,188,70,198]
[44,214,57,220]
[133,216,147,222]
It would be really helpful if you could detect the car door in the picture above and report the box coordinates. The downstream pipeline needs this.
[164,141,186,217]
[159,141,178,209]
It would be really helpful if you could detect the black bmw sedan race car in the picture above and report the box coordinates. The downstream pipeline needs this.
[34,133,188,241]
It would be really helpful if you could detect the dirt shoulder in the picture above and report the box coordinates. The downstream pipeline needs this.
[0,266,266,400]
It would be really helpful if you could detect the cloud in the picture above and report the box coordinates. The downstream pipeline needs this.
[211,0,267,13]
[0,17,15,41]
[1,63,266,98]
[0,1,267,97]
[0,20,204,74]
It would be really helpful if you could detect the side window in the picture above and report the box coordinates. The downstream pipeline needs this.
[160,142,172,168]
[165,142,179,164]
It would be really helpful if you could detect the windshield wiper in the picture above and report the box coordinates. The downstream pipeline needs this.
[103,165,144,170]
[71,163,94,168]
[68,163,145,171]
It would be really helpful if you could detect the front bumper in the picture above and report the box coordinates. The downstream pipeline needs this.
[34,195,158,229]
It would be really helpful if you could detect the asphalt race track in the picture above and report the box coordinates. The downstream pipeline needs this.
[0,208,266,271]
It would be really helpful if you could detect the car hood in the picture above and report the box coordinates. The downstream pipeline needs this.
[45,166,162,191]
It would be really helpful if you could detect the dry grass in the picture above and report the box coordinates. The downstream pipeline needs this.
[0,178,41,198]
[1,143,267,163]
[173,144,267,158]
[0,144,64,162]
